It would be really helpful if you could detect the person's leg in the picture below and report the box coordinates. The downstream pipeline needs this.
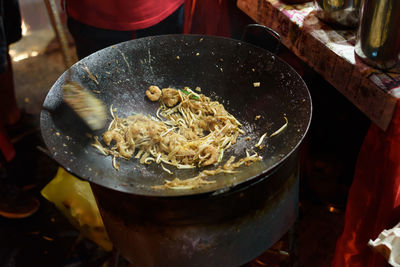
[136,5,184,38]
[67,16,132,60]
[0,53,21,126]
[0,153,39,219]
[0,51,40,143]
[0,121,40,219]
[0,122,15,163]
[0,0,39,219]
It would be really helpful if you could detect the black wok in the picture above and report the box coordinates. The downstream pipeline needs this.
[40,34,311,197]
[41,34,312,266]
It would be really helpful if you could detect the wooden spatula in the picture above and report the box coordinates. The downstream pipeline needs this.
[44,0,107,131]
[62,81,107,131]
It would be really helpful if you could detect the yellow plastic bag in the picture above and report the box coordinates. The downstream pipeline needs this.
[41,167,113,251]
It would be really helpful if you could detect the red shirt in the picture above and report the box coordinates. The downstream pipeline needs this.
[66,0,184,31]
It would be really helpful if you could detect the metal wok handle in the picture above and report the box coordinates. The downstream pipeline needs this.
[241,24,281,55]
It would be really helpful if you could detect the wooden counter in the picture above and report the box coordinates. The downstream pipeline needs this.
[237,0,400,130]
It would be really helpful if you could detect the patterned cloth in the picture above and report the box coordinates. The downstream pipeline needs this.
[237,0,400,130]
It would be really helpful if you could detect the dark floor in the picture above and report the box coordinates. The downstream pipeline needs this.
[0,12,372,266]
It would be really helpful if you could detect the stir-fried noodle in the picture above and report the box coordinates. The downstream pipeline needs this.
[93,86,263,189]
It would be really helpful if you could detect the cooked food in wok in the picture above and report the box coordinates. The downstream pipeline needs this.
[92,86,271,189]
